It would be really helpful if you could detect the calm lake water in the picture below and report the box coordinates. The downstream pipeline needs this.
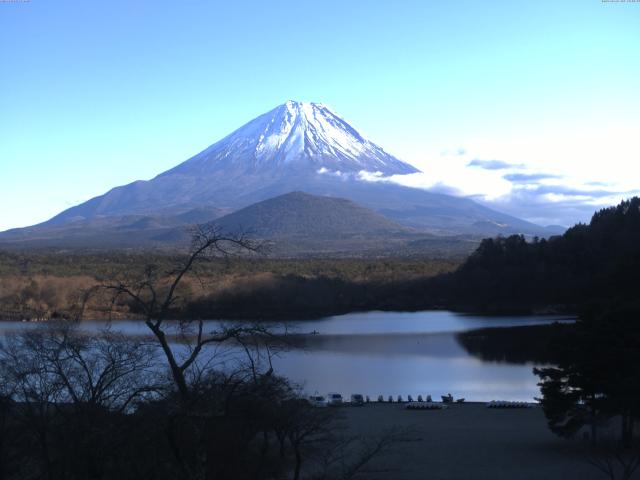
[0,311,573,402]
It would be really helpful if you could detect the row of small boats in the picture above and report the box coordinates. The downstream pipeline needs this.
[308,393,534,408]
[406,402,448,410]
[486,400,533,409]
[375,394,462,403]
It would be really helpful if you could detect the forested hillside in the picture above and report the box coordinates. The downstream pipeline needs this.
[427,197,640,313]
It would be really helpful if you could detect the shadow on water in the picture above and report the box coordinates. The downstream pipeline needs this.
[455,322,575,365]
[288,331,468,358]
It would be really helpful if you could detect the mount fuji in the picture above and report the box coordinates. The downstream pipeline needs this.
[1,101,556,251]
[167,100,418,178]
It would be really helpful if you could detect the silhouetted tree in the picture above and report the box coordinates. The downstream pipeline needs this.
[105,223,266,400]
[535,306,640,446]
[426,197,640,314]
[587,434,640,480]
[0,322,160,480]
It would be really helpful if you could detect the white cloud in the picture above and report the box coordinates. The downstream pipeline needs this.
[368,128,640,227]
[386,151,513,200]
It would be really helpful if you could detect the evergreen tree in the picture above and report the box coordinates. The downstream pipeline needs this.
[535,306,640,445]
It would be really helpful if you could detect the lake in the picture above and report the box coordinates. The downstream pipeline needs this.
[0,311,573,402]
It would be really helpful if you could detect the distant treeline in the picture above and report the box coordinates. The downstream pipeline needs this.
[0,251,459,280]
[0,254,458,321]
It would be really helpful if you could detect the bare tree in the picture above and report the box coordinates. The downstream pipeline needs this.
[0,321,160,480]
[0,390,17,480]
[587,436,640,480]
[268,396,413,480]
[104,224,265,400]
[308,426,414,480]
[93,225,403,480]
[1,322,159,411]
[69,285,101,321]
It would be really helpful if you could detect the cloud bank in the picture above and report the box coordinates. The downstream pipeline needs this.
[377,149,640,228]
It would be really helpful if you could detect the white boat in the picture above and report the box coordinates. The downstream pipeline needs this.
[307,394,328,407]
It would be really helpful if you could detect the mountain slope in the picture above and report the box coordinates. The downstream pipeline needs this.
[0,192,480,257]
[0,208,224,249]
[3,100,553,245]
[44,101,419,224]
[208,192,478,257]
[213,191,408,238]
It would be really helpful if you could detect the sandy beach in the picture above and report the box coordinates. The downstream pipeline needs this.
[339,403,603,480]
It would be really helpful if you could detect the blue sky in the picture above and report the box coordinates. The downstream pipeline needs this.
[1,0,639,230]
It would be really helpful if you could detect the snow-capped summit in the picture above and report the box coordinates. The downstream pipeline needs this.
[164,100,419,177]
[21,101,551,242]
